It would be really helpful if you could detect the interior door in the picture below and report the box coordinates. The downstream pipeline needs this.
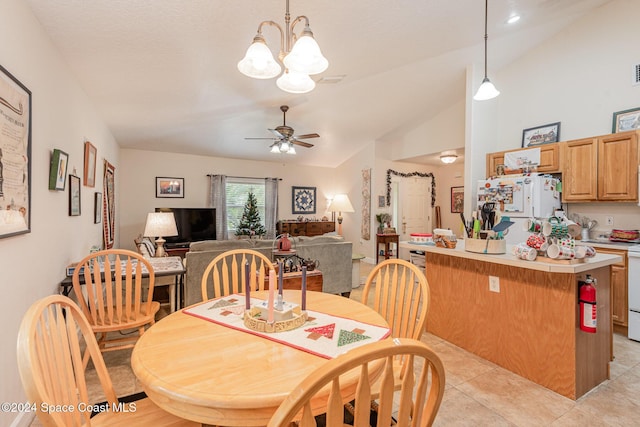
[398,177,432,241]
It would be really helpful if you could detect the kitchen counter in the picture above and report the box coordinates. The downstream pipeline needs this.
[400,240,622,272]
[405,239,617,400]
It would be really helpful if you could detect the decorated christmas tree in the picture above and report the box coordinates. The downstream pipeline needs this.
[236,192,266,238]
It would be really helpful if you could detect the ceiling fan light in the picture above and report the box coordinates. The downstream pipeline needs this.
[279,140,290,152]
[237,37,281,79]
[473,77,500,101]
[270,144,281,153]
[283,29,328,75]
[287,145,296,155]
[440,154,458,164]
[276,69,315,94]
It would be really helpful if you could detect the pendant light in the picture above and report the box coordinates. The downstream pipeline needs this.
[474,0,500,101]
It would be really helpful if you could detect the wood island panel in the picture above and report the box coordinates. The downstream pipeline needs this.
[425,252,611,399]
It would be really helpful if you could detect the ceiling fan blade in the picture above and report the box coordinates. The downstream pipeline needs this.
[268,128,285,139]
[294,133,320,139]
[291,139,314,148]
[245,137,278,140]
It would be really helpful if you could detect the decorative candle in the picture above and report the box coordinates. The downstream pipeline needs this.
[244,260,250,309]
[268,270,275,323]
[278,261,284,296]
[301,265,307,311]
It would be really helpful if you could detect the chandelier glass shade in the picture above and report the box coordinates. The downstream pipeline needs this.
[237,0,328,94]
[473,0,500,101]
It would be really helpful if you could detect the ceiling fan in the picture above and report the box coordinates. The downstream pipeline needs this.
[246,105,319,154]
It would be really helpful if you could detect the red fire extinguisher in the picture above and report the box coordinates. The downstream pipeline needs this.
[579,275,597,333]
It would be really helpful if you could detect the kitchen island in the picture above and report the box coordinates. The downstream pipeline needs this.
[400,240,622,399]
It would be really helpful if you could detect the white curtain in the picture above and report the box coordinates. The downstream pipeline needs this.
[209,174,228,240]
[265,178,278,239]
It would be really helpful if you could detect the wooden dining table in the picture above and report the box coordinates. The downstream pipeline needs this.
[131,290,389,426]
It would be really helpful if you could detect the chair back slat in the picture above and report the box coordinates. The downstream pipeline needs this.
[267,338,445,427]
[201,249,276,301]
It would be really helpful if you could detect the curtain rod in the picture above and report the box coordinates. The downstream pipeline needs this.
[207,174,282,181]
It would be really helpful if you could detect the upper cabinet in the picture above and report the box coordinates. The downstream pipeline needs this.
[487,130,639,203]
[486,144,560,178]
[562,130,638,202]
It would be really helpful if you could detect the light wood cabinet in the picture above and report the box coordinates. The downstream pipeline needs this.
[596,247,627,327]
[597,132,638,201]
[562,131,638,202]
[486,144,560,178]
[560,138,598,201]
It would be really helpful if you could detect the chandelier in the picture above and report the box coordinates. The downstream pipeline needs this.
[237,0,328,94]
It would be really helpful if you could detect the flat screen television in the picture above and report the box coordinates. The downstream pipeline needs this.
[156,207,216,248]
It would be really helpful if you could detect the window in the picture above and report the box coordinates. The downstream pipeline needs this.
[225,178,265,234]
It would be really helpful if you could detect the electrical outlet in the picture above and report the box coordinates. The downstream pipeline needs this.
[606,216,614,226]
[489,276,500,293]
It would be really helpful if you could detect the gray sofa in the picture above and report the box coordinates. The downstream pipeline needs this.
[184,235,353,307]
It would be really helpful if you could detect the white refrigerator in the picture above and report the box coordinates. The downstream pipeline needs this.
[477,174,561,245]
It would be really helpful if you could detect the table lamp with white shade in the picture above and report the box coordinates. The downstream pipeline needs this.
[329,194,355,236]
[143,212,178,257]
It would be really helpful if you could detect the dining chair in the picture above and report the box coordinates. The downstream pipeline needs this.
[201,248,275,301]
[72,249,159,361]
[17,294,198,427]
[362,258,430,340]
[360,258,431,416]
[266,338,446,427]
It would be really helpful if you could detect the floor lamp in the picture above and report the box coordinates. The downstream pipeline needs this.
[329,194,355,236]
[143,212,178,257]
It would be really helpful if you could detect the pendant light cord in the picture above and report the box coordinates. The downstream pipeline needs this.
[483,0,488,79]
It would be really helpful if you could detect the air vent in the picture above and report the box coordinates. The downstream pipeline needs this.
[317,75,346,84]
[634,63,640,86]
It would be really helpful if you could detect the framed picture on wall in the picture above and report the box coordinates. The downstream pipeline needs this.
[451,186,464,213]
[156,177,184,198]
[612,107,640,133]
[94,192,102,223]
[83,141,97,187]
[292,186,316,214]
[69,175,81,216]
[522,122,560,147]
[0,64,31,238]
[48,149,68,191]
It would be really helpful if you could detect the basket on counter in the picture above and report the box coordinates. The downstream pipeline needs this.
[434,234,457,249]
[610,229,639,241]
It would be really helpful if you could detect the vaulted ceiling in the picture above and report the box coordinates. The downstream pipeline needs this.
[26,0,612,167]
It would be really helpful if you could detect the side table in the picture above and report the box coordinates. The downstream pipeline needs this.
[376,234,399,264]
[60,256,185,313]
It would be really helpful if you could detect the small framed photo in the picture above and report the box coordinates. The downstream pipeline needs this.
[612,107,640,133]
[69,175,81,216]
[48,149,69,191]
[94,192,102,223]
[292,186,316,214]
[83,141,97,187]
[522,122,561,148]
[451,186,464,214]
[156,177,184,198]
[377,195,386,208]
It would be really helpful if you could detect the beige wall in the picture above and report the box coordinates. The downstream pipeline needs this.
[119,149,339,251]
[0,1,120,426]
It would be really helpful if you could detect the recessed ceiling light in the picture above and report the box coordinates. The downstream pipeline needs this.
[507,15,520,24]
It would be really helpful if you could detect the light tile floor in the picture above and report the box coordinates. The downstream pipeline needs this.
[30,262,640,426]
